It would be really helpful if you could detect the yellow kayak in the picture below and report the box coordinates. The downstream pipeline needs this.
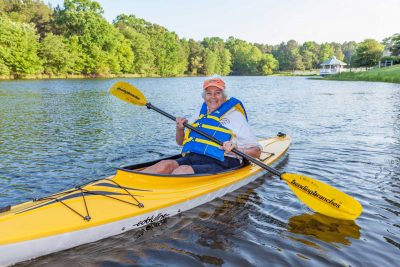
[0,135,291,266]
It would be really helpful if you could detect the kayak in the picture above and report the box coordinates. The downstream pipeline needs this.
[0,134,291,266]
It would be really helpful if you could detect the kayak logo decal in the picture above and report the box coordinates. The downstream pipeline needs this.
[117,87,140,101]
[134,213,169,238]
[291,179,341,208]
[134,213,169,227]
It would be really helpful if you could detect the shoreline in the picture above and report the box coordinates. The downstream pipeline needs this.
[322,65,400,84]
[0,73,160,81]
[0,71,321,81]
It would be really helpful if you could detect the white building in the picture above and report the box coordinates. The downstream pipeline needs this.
[320,56,347,76]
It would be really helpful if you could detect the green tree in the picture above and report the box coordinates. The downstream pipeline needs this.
[114,15,155,75]
[274,40,304,71]
[300,41,319,69]
[0,0,53,38]
[260,53,278,75]
[66,35,85,73]
[226,37,257,74]
[341,41,357,65]
[331,42,344,61]
[178,38,189,75]
[389,33,400,56]
[225,37,276,75]
[254,43,273,54]
[201,37,231,75]
[319,43,334,64]
[0,54,10,76]
[353,39,384,67]
[40,33,71,74]
[0,15,41,75]
[201,48,218,75]
[114,14,186,76]
[187,39,203,75]
[53,0,133,75]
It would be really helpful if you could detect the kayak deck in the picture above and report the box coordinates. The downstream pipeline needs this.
[0,135,290,266]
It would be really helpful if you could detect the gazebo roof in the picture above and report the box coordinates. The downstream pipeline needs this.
[321,56,347,66]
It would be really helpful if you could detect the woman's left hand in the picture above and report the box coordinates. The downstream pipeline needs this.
[221,141,237,153]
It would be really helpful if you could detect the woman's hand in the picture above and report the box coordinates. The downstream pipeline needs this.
[176,117,188,130]
[221,141,237,153]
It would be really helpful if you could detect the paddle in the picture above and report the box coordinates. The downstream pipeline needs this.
[109,81,363,221]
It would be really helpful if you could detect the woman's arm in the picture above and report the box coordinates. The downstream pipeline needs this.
[222,141,261,158]
[241,146,261,158]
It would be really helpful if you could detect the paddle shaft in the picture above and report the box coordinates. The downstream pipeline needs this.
[146,103,282,177]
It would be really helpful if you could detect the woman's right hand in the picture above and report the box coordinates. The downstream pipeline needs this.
[176,117,188,130]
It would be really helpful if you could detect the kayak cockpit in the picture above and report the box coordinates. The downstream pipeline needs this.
[117,154,250,177]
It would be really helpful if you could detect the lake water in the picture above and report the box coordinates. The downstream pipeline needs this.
[0,76,399,266]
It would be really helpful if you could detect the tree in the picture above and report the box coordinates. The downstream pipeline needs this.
[114,14,186,76]
[353,39,384,67]
[253,43,273,54]
[114,15,155,75]
[40,33,71,74]
[0,16,41,75]
[260,54,278,75]
[389,33,400,56]
[300,41,319,69]
[0,0,53,38]
[187,39,203,75]
[331,42,345,61]
[178,38,189,75]
[319,43,334,64]
[66,35,85,73]
[201,37,231,75]
[225,37,276,75]
[201,48,218,75]
[0,56,10,76]
[273,40,304,71]
[52,0,134,75]
[341,41,357,65]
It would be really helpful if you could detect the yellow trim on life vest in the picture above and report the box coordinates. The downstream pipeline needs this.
[205,115,220,121]
[201,124,233,134]
[234,103,246,118]
[195,138,221,148]
[182,136,193,146]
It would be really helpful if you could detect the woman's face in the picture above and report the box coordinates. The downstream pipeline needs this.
[204,86,226,113]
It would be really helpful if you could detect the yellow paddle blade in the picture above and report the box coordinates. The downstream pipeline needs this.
[281,173,363,220]
[109,82,147,106]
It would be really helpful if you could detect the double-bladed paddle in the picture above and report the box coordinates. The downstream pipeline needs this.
[110,81,363,221]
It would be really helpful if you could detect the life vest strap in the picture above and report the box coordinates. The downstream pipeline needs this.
[204,115,220,121]
[200,124,233,134]
[194,138,221,148]
[182,137,193,146]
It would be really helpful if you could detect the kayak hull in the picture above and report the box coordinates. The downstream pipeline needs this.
[0,135,290,266]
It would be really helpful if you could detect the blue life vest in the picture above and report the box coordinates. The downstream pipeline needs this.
[181,97,248,161]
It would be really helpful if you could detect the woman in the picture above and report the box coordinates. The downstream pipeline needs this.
[142,77,261,175]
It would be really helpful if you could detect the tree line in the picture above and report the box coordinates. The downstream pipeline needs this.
[1,0,399,78]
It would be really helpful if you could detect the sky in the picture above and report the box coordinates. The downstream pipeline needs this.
[46,0,400,44]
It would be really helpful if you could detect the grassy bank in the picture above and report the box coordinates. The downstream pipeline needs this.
[324,65,400,83]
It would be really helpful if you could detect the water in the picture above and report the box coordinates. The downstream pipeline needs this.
[0,77,399,266]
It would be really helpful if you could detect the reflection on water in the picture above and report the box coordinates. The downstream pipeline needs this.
[1,77,400,266]
[288,213,360,246]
